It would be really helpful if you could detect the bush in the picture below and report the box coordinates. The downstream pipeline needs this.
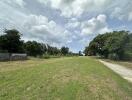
[108,53,119,60]
[49,55,61,58]
[42,54,50,59]
[123,52,132,60]
[0,50,8,53]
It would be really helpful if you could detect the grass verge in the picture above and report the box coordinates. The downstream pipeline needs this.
[0,57,132,100]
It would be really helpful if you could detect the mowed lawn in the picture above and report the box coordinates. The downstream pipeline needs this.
[0,57,132,100]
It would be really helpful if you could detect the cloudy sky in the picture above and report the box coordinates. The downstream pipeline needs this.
[0,0,132,52]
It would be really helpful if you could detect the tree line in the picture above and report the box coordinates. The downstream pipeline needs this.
[0,29,76,57]
[84,31,132,60]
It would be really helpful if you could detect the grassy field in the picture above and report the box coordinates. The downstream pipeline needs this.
[0,57,132,100]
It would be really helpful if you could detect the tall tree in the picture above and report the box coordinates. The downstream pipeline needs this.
[61,47,69,55]
[0,29,24,53]
[84,31,131,60]
[24,41,44,57]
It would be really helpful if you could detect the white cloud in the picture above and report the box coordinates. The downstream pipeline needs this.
[0,1,27,31]
[38,0,111,17]
[37,0,132,21]
[128,12,132,21]
[37,0,49,4]
[1,0,25,7]
[66,22,80,28]
[110,1,132,21]
[1,0,132,52]
[65,18,80,29]
[0,0,73,46]
[81,14,111,35]
[15,0,25,7]
[22,15,73,45]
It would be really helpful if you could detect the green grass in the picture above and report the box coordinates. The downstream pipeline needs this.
[0,57,132,100]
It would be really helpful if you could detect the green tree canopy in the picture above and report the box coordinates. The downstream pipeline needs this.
[61,47,69,55]
[24,41,44,57]
[84,31,132,60]
[0,29,24,53]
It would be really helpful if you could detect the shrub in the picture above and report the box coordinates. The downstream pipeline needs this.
[123,52,132,60]
[42,54,50,59]
[108,53,119,60]
[0,50,8,53]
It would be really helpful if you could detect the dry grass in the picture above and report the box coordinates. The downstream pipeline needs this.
[0,57,132,100]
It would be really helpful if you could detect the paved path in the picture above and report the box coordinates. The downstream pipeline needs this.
[99,60,132,82]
